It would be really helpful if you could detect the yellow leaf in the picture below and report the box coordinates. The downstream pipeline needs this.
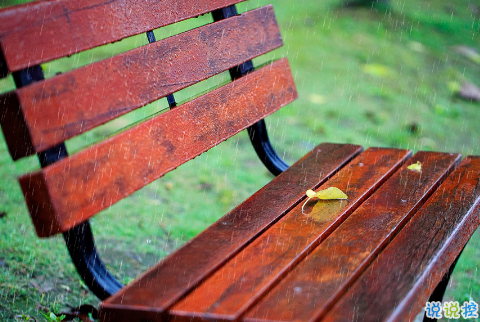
[313,187,348,200]
[306,189,316,198]
[407,161,422,172]
[302,187,348,213]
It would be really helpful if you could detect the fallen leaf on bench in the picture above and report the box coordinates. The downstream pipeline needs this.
[306,187,348,199]
[407,161,422,172]
[302,187,348,213]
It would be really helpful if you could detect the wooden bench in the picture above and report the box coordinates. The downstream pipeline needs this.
[1,1,479,322]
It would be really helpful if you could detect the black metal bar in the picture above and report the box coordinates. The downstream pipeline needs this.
[167,93,177,108]
[38,144,68,168]
[146,30,177,108]
[12,66,123,300]
[146,30,156,43]
[12,65,44,87]
[0,49,7,79]
[212,6,289,176]
[423,249,464,322]
[246,122,289,176]
[64,221,123,300]
[211,5,238,21]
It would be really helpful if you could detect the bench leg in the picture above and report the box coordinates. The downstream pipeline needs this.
[423,249,463,322]
[13,64,124,300]
[63,221,123,300]
[42,145,123,299]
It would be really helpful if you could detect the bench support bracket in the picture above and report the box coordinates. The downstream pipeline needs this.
[63,221,123,300]
[13,66,124,300]
[212,5,290,176]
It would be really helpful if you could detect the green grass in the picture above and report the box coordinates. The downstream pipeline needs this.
[1,0,480,320]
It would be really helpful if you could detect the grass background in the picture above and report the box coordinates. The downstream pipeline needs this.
[0,0,479,320]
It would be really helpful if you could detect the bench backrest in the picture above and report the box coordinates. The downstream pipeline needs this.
[0,1,297,237]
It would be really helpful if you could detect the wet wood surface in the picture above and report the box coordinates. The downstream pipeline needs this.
[244,151,460,322]
[1,6,282,159]
[98,143,363,322]
[0,0,246,75]
[97,152,480,322]
[19,59,296,238]
[320,156,480,322]
[168,148,410,322]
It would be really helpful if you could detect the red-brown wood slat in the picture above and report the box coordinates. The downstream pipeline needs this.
[167,148,411,322]
[98,143,363,322]
[0,0,247,76]
[0,5,282,160]
[319,156,480,322]
[244,151,460,322]
[18,58,296,238]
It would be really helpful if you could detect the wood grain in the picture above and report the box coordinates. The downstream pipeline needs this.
[244,151,460,322]
[168,148,411,322]
[1,6,282,160]
[320,156,480,322]
[98,143,363,322]
[0,0,247,74]
[19,59,296,238]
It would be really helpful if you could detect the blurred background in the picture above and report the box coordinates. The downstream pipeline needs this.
[1,0,479,320]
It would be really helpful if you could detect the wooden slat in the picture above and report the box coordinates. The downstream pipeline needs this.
[320,156,480,322]
[244,151,460,322]
[0,0,247,75]
[19,59,296,238]
[168,148,411,322]
[0,5,282,160]
[98,143,363,322]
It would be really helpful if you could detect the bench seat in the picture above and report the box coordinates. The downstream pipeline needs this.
[99,145,480,322]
